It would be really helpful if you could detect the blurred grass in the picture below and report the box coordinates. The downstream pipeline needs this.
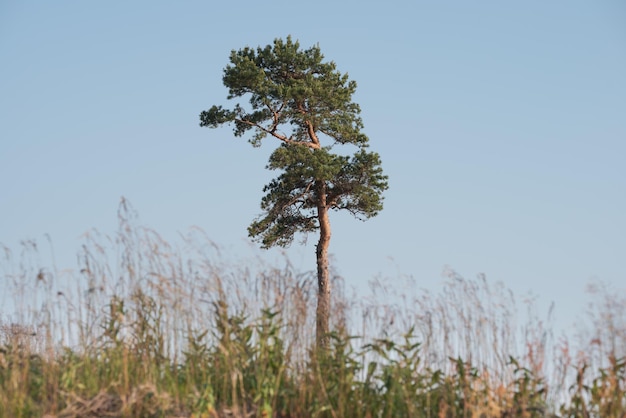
[0,201,624,417]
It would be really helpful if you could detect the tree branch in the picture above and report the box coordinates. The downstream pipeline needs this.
[296,101,320,147]
[274,180,316,215]
[306,120,320,147]
[234,116,321,149]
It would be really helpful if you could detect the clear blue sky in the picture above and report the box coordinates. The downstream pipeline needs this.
[1,1,625,333]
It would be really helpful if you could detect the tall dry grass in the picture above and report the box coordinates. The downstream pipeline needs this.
[0,200,624,417]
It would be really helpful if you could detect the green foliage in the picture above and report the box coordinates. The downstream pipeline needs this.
[507,356,549,416]
[1,290,624,418]
[248,145,387,248]
[2,214,625,417]
[199,36,388,249]
[560,356,626,418]
[0,345,47,417]
[200,36,367,148]
[362,329,433,417]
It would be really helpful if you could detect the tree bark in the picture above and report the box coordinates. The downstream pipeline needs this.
[315,180,332,349]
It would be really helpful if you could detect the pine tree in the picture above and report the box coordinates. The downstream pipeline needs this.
[200,37,388,347]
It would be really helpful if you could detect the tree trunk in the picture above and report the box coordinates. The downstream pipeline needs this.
[315,181,332,349]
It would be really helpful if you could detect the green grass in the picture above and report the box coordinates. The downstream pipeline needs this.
[1,205,624,417]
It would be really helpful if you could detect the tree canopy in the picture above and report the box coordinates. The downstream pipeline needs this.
[200,36,388,249]
[248,145,386,248]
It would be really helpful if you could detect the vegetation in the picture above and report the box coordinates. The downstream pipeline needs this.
[199,37,388,347]
[0,202,624,417]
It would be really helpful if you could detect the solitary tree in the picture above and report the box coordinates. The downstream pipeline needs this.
[200,37,388,347]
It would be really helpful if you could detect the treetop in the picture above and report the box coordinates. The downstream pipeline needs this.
[200,36,368,149]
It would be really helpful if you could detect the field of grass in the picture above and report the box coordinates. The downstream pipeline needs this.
[1,205,624,417]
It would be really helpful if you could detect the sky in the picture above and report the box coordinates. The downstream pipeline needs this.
[1,1,625,335]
